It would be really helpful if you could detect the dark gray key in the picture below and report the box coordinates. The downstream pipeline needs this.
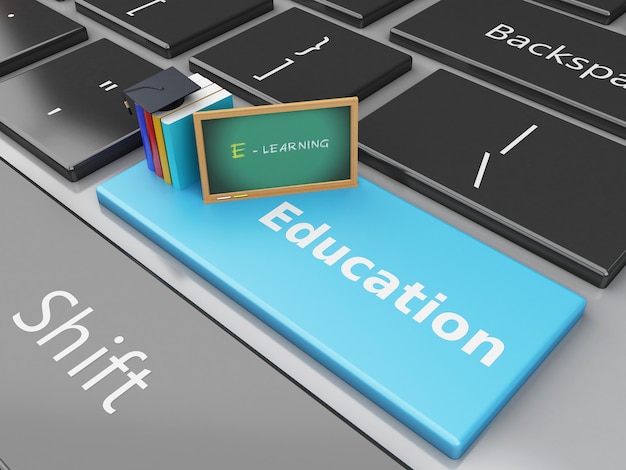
[533,0,626,24]
[359,70,626,287]
[0,0,87,77]
[291,0,415,27]
[0,39,159,181]
[391,0,626,139]
[0,158,404,469]
[190,8,412,104]
[75,0,272,58]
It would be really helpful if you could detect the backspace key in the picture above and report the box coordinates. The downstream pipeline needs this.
[391,0,626,139]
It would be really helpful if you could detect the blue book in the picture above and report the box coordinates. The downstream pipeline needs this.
[97,163,585,459]
[134,103,154,172]
[154,79,233,189]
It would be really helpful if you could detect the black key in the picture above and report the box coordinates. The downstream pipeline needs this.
[0,39,160,181]
[0,0,87,77]
[359,70,626,288]
[75,0,273,58]
[533,0,626,24]
[190,8,411,104]
[391,0,626,139]
[290,0,414,27]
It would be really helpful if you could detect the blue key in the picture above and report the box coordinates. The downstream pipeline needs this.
[97,162,585,458]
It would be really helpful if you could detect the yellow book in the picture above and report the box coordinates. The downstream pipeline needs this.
[152,114,172,184]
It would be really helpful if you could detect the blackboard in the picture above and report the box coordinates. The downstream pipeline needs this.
[193,97,358,203]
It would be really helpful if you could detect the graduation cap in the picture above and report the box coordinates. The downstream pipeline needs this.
[123,67,201,115]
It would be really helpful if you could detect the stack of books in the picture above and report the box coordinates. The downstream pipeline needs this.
[128,69,233,189]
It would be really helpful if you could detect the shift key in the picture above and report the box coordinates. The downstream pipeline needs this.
[391,0,626,138]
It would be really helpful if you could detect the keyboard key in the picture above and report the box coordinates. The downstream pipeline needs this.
[533,0,626,24]
[0,159,403,470]
[391,0,626,139]
[290,0,415,27]
[75,0,273,58]
[359,70,626,287]
[0,0,87,77]
[0,39,160,181]
[97,161,585,459]
[190,8,412,104]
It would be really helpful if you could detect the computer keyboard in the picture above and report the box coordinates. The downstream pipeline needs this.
[0,39,160,180]
[291,0,416,27]
[74,0,273,58]
[0,158,401,470]
[1,1,625,469]
[533,0,626,24]
[359,69,626,287]
[188,7,412,103]
[0,0,86,76]
[391,0,626,139]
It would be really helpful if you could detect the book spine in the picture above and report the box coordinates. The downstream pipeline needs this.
[135,104,154,171]
[152,114,172,185]
[143,109,162,178]
[164,92,233,189]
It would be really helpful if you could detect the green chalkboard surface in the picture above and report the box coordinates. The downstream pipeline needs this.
[193,97,358,203]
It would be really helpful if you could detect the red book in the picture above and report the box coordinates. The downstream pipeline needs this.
[143,108,162,178]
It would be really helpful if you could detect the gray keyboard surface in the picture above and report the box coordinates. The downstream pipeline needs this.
[1,1,626,469]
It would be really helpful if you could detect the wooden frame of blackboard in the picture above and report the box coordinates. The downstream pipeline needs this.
[193,97,358,203]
